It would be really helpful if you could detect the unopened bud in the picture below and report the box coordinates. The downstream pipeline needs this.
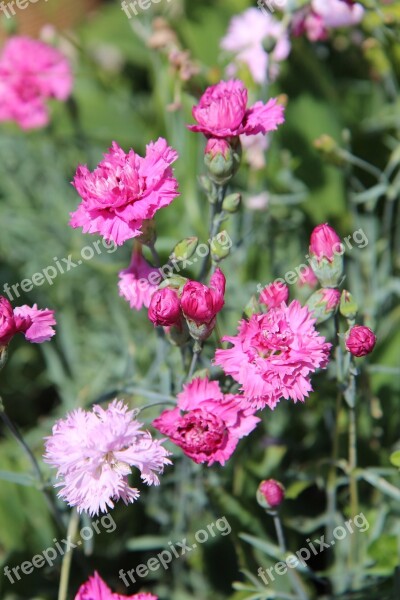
[222,193,241,213]
[340,290,358,321]
[257,479,285,510]
[158,275,188,293]
[306,288,341,324]
[170,237,198,262]
[210,236,230,263]
[204,138,241,185]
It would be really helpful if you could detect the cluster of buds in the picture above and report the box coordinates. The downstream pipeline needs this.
[148,269,226,344]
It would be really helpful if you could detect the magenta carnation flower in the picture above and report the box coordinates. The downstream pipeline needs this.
[118,247,160,310]
[0,296,56,346]
[70,138,179,246]
[214,300,331,410]
[152,378,259,466]
[188,79,285,139]
[0,36,72,129]
[75,572,157,600]
[44,400,171,516]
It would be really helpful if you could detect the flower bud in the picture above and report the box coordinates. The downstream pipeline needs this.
[306,288,341,324]
[345,325,376,357]
[210,235,231,263]
[259,282,289,310]
[0,296,17,347]
[309,223,344,287]
[158,275,188,293]
[170,237,198,263]
[222,192,241,213]
[204,138,241,185]
[339,290,358,321]
[257,479,285,510]
[181,268,226,340]
[148,288,181,327]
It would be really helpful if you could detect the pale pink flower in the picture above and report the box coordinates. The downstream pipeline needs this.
[244,192,270,211]
[118,248,160,310]
[312,0,364,29]
[75,571,157,600]
[0,296,56,346]
[188,79,285,139]
[214,300,331,410]
[0,36,72,129]
[259,282,289,310]
[70,139,179,246]
[221,8,291,85]
[152,378,259,466]
[345,325,376,357]
[241,133,269,171]
[44,400,171,516]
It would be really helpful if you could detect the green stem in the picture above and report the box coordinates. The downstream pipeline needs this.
[270,511,309,600]
[198,183,227,281]
[187,345,201,380]
[58,509,80,600]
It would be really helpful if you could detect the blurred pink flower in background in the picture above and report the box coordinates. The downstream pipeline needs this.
[188,79,285,138]
[244,192,270,211]
[293,0,364,41]
[153,378,260,466]
[75,572,157,600]
[0,36,72,130]
[70,139,179,246]
[118,247,160,310]
[0,296,56,346]
[220,8,291,85]
[44,400,171,516]
[241,133,269,171]
[214,300,331,410]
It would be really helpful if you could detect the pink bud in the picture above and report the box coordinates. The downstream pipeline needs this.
[345,325,376,357]
[204,138,231,159]
[309,223,341,262]
[148,288,181,327]
[181,268,226,326]
[259,282,289,310]
[0,296,17,346]
[258,479,285,509]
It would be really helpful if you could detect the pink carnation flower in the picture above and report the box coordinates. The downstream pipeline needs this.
[75,572,157,600]
[214,300,331,410]
[70,139,179,246]
[44,399,171,516]
[181,268,226,326]
[188,79,285,139]
[0,36,72,129]
[293,0,364,41]
[152,378,259,466]
[118,248,160,310]
[259,282,289,310]
[221,8,291,85]
[0,296,56,346]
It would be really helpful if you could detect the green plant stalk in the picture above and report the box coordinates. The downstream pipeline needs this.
[58,509,80,600]
[269,510,309,600]
[198,183,227,281]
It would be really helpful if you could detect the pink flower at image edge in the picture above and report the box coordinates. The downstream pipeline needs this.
[74,571,157,600]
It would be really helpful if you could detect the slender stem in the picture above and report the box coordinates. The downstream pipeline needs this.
[187,347,201,380]
[0,398,65,531]
[148,243,161,268]
[58,509,80,600]
[198,183,227,281]
[270,511,309,600]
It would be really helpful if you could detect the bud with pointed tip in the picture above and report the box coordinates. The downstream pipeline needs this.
[222,192,241,213]
[306,288,341,324]
[170,237,198,263]
[309,223,343,287]
[204,138,241,185]
[339,290,358,321]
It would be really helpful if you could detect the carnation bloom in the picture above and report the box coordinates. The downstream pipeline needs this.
[345,325,376,357]
[118,247,160,310]
[181,268,226,325]
[0,36,72,129]
[0,296,56,347]
[221,8,291,85]
[188,79,285,139]
[148,287,182,327]
[259,282,289,310]
[214,300,331,410]
[293,0,364,41]
[75,571,157,600]
[152,378,259,466]
[70,138,179,246]
[44,400,171,516]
